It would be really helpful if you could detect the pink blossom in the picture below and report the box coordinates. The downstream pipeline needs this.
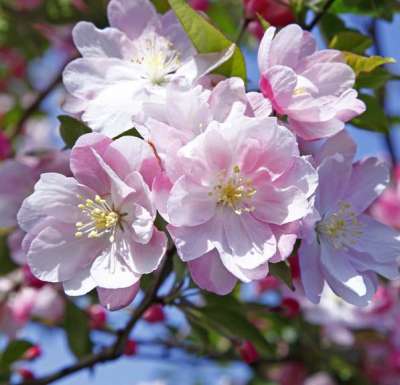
[0,151,70,264]
[137,78,272,184]
[63,0,233,137]
[258,24,365,140]
[18,133,167,310]
[370,165,400,229]
[298,134,400,306]
[159,107,317,295]
[304,373,337,385]
[0,271,64,338]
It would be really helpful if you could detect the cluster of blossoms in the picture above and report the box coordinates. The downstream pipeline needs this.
[8,0,399,313]
[252,273,400,385]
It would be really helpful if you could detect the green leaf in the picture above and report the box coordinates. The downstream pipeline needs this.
[64,301,92,358]
[112,127,142,140]
[329,31,372,55]
[0,340,33,371]
[58,115,91,148]
[343,52,396,76]
[151,0,170,13]
[256,13,270,31]
[269,261,293,290]
[319,13,347,40]
[207,3,238,39]
[351,94,389,134]
[355,67,393,89]
[330,0,397,20]
[188,304,273,356]
[172,254,187,284]
[168,0,246,80]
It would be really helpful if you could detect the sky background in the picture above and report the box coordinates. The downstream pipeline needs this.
[4,10,400,385]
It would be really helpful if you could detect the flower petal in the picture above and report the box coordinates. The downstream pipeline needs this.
[188,250,237,295]
[97,283,140,311]
[28,219,104,283]
[107,0,158,40]
[298,240,324,304]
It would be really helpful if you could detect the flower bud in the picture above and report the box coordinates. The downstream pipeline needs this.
[123,339,137,356]
[143,304,165,323]
[281,297,300,319]
[22,264,45,289]
[88,304,107,329]
[238,340,260,364]
[17,368,35,380]
[189,0,209,11]
[256,276,280,294]
[22,345,42,361]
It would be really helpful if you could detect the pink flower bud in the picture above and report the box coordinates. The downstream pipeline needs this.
[247,20,265,40]
[189,0,209,11]
[244,0,294,27]
[281,297,300,319]
[88,304,107,329]
[123,340,137,356]
[256,276,280,294]
[18,368,35,380]
[22,264,45,289]
[22,345,42,361]
[238,340,260,364]
[143,304,165,323]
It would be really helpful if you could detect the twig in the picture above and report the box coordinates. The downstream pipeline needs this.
[10,55,75,141]
[235,18,250,44]
[15,248,175,385]
[306,0,336,31]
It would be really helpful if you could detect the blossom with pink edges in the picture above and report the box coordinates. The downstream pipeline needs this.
[258,24,365,140]
[18,133,167,310]
[298,133,400,306]
[63,0,233,137]
[159,105,317,295]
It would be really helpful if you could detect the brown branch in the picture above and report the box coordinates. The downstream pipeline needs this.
[306,0,336,31]
[10,54,76,141]
[15,248,175,385]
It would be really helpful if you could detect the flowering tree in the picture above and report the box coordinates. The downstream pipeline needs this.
[0,0,400,384]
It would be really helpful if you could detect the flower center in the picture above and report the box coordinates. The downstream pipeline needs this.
[75,195,120,242]
[211,165,256,215]
[316,202,363,250]
[133,32,181,85]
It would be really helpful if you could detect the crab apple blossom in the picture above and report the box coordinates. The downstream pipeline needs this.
[17,133,167,310]
[370,165,400,229]
[0,151,70,265]
[258,24,365,140]
[298,134,400,306]
[161,106,317,295]
[137,77,272,183]
[63,0,233,137]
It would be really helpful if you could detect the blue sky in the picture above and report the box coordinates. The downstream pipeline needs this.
[6,11,400,385]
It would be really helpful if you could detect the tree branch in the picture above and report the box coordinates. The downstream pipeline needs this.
[306,0,336,31]
[10,55,75,141]
[15,248,175,385]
